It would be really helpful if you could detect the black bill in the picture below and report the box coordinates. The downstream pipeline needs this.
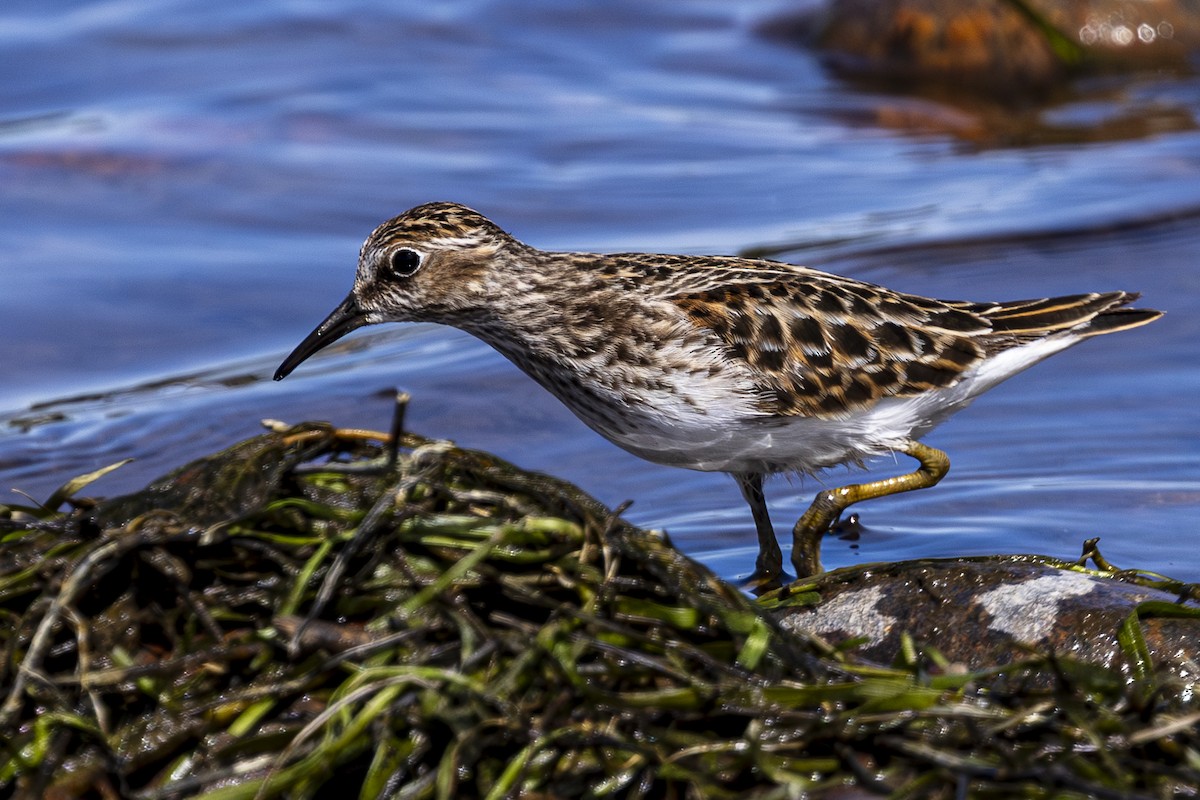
[274,293,369,380]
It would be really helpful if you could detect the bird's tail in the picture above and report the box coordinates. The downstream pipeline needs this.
[974,291,1162,340]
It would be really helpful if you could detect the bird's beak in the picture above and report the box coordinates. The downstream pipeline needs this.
[274,293,369,380]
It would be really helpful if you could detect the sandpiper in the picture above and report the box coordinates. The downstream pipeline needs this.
[275,202,1162,582]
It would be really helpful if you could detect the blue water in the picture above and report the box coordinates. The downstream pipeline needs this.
[3,0,1199,581]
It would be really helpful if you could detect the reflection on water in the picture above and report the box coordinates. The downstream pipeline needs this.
[2,0,1198,582]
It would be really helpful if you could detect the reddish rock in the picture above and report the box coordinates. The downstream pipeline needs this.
[766,0,1200,91]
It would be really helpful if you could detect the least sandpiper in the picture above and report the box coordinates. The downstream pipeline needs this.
[275,202,1162,582]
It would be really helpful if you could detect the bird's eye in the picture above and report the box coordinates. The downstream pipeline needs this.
[386,247,423,278]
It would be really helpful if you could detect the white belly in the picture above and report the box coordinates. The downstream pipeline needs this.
[565,335,1079,476]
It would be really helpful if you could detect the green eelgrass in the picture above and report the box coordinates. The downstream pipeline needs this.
[0,420,1196,799]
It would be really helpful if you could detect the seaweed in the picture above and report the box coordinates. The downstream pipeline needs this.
[0,405,1197,798]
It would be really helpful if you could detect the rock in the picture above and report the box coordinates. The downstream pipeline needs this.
[765,0,1200,92]
[770,556,1200,685]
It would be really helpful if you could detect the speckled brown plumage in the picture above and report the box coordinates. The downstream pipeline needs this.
[276,201,1163,584]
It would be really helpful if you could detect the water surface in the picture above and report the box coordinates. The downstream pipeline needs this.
[3,0,1198,581]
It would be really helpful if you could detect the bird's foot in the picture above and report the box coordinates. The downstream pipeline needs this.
[741,566,793,596]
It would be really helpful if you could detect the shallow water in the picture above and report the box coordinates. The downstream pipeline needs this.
[3,0,1199,581]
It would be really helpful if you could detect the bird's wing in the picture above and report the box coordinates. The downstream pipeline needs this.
[596,253,1158,419]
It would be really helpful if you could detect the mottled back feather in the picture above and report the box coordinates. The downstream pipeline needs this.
[589,253,1158,418]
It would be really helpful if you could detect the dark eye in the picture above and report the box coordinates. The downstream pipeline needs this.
[386,247,422,278]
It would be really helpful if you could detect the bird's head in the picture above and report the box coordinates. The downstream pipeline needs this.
[274,201,514,380]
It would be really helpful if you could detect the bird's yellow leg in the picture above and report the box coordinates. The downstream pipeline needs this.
[791,440,950,578]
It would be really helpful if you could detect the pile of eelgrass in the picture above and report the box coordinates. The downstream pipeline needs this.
[1,413,1198,799]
